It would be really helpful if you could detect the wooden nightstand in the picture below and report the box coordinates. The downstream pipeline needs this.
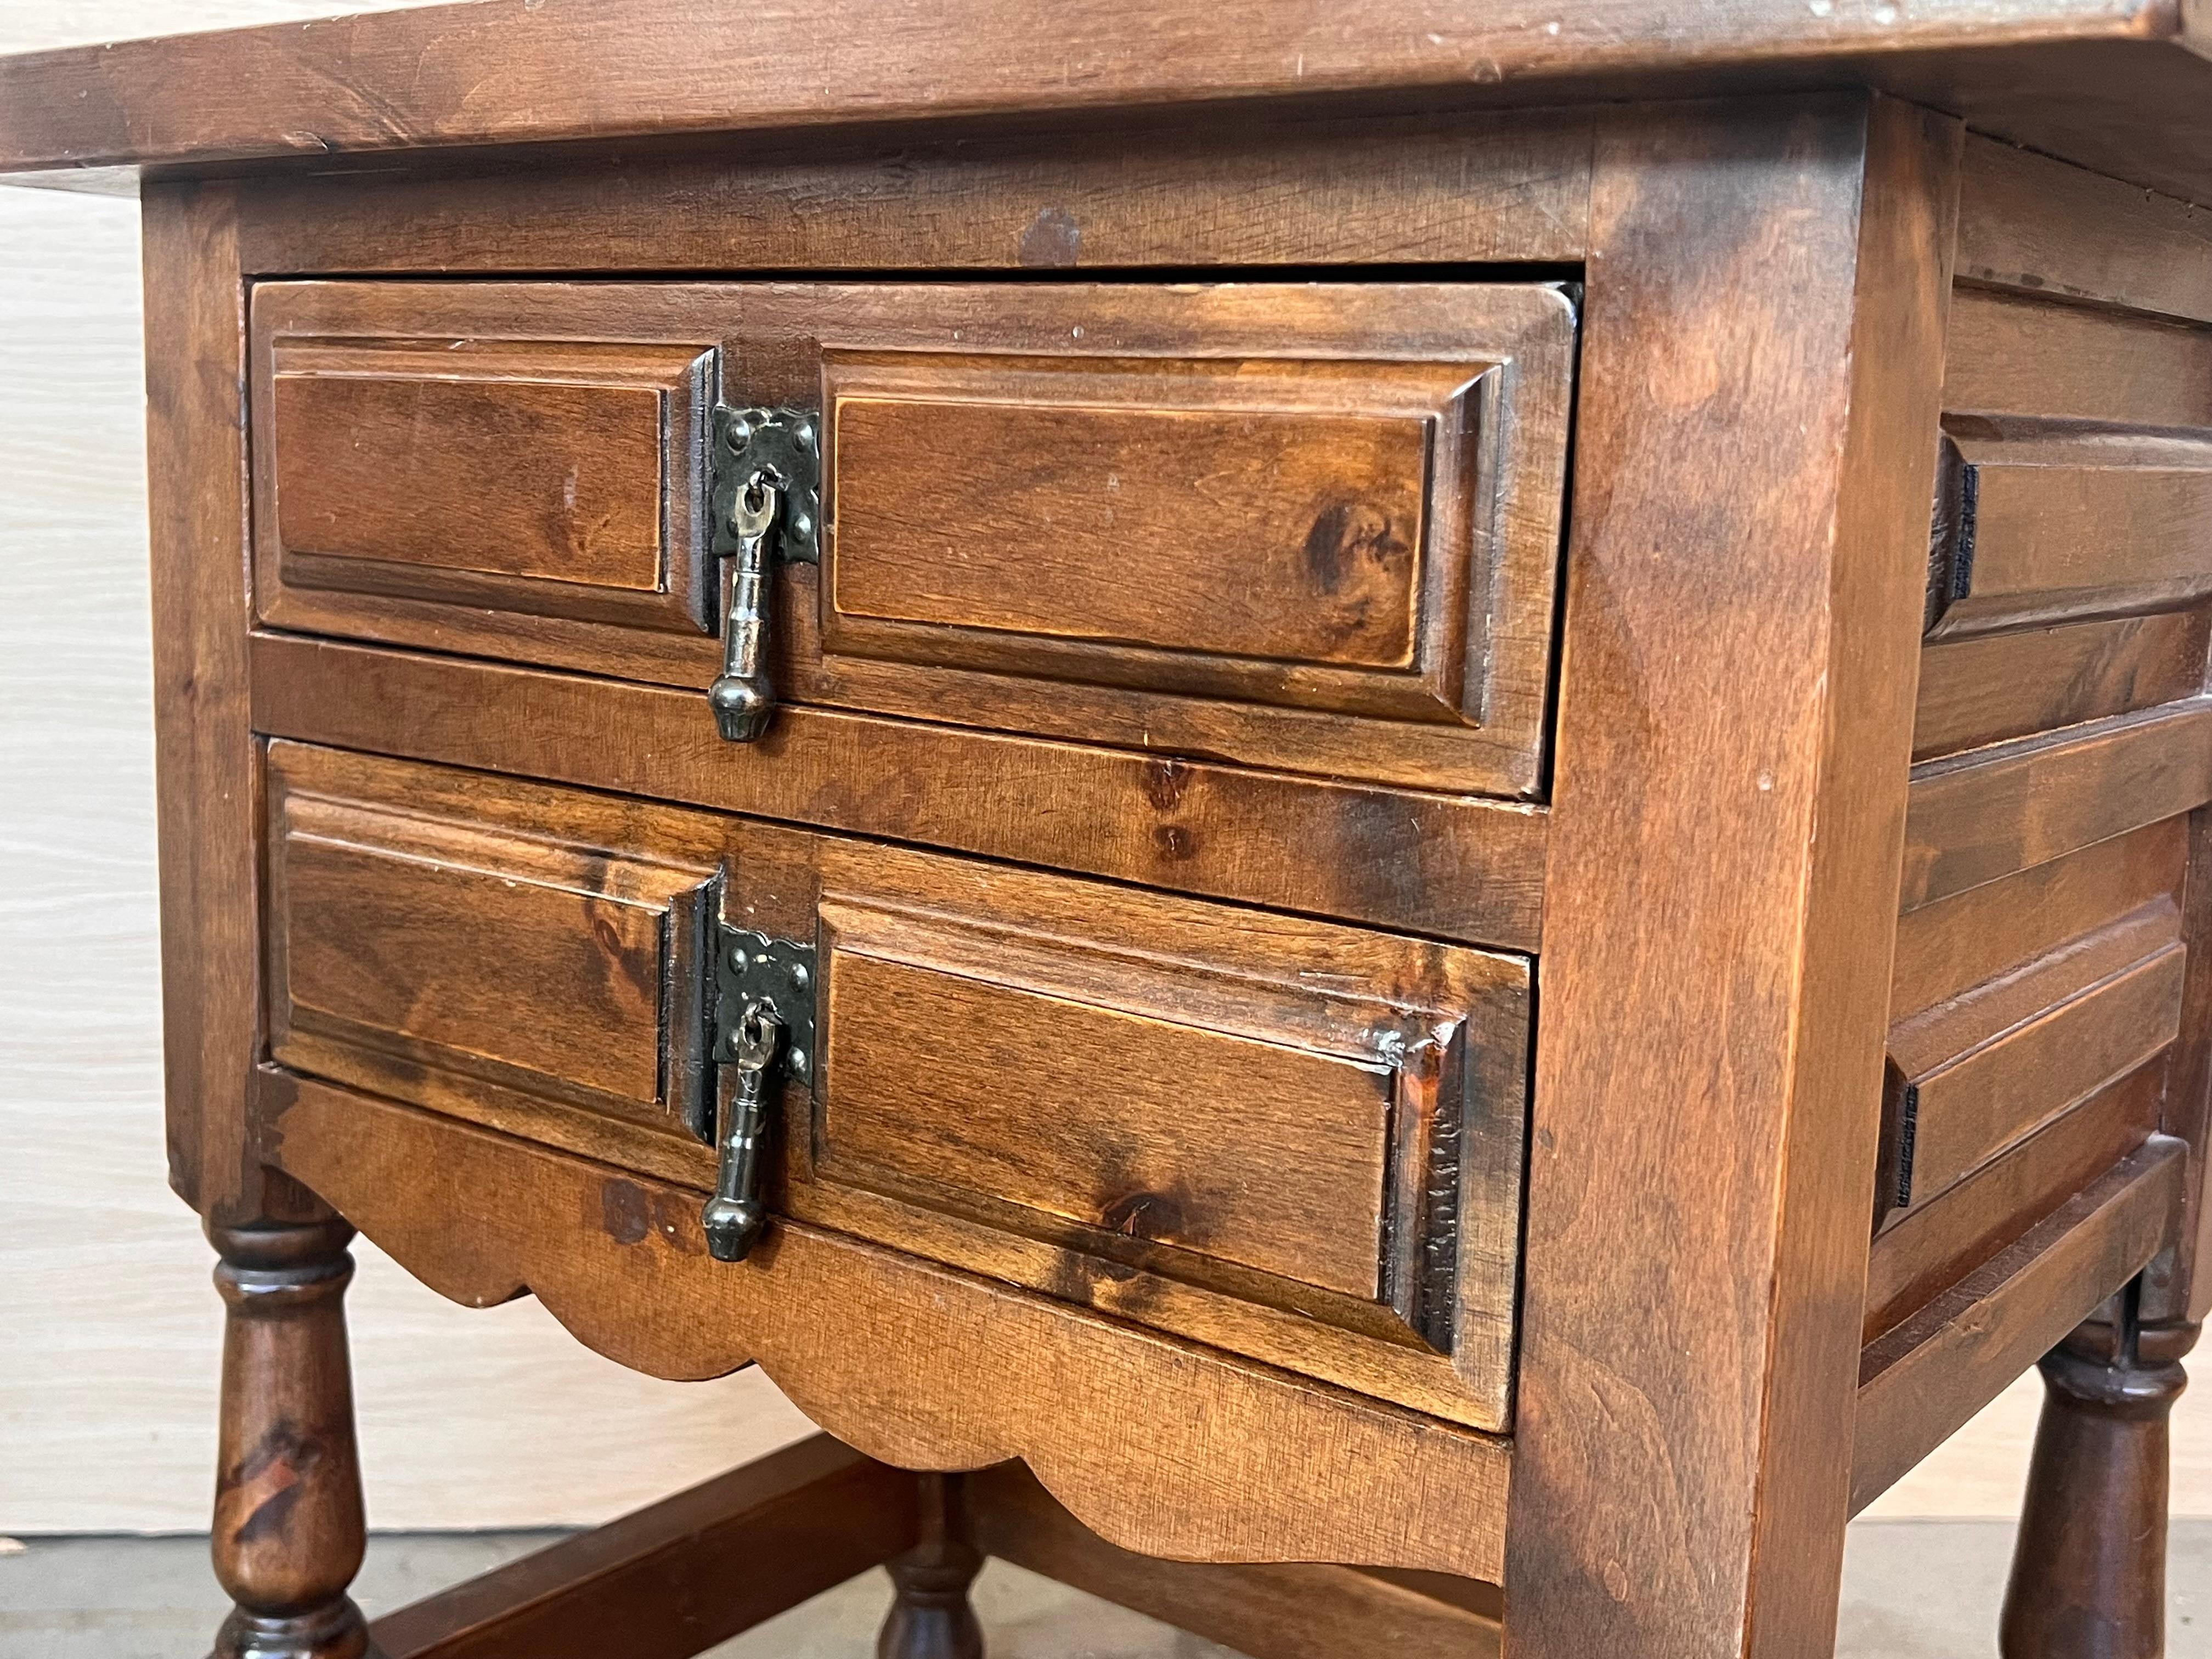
[5,7,2210,1655]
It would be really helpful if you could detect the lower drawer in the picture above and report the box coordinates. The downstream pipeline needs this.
[263,742,1532,1429]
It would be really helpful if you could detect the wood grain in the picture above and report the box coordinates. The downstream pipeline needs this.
[1929,439,2212,639]
[967,1462,1502,1659]
[1866,1060,2167,1344]
[266,777,719,1138]
[226,107,1596,276]
[1889,817,2186,1019]
[267,340,714,634]
[1505,96,1960,1657]
[1901,702,2212,911]
[1912,613,2210,764]
[250,278,1576,797]
[831,385,1433,667]
[268,1076,1516,1579]
[1957,135,2212,327]
[1945,287,2212,430]
[247,634,1550,951]
[1883,920,2183,1216]
[1852,1137,2184,1512]
[208,1215,370,1659]
[261,739,1531,1429]
[0,0,2179,171]
[140,179,306,1227]
[820,948,1393,1302]
[2153,804,2212,1327]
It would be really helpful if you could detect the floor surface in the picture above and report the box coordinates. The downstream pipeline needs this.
[1,1520,2204,1657]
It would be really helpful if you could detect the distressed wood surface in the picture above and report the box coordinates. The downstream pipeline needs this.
[7,0,2212,206]
[246,634,1550,951]
[1853,1139,2186,1512]
[261,739,1531,1430]
[268,1076,1517,1580]
[1504,97,1960,1657]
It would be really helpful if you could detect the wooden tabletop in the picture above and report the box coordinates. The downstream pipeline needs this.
[2,0,2209,202]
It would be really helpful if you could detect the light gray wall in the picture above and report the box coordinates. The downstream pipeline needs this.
[0,2,809,1535]
[0,0,2201,1533]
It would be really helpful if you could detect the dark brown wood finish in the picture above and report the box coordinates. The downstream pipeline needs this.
[9,0,2212,204]
[1506,97,1960,1658]
[1956,134,2212,328]
[246,634,1549,950]
[1901,702,2212,911]
[966,1463,1503,1659]
[222,108,1597,278]
[250,278,1575,797]
[261,739,1530,1428]
[141,179,288,1227]
[1852,1138,2183,1511]
[209,1215,370,1659]
[14,4,2212,1652]
[2001,1310,2200,1659]
[877,1475,985,1659]
[1912,612,2211,764]
[2156,804,2212,1327]
[266,1075,1516,1579]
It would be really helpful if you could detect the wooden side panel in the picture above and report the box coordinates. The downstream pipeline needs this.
[1876,802,2190,1338]
[1914,612,2209,763]
[1929,436,2212,639]
[1866,1061,2165,1344]
[1955,137,2212,329]
[262,337,716,634]
[1882,915,2184,1218]
[1900,703,2212,911]
[1889,819,2187,1018]
[1897,167,2212,1331]
[1943,288,2212,429]
[1852,1138,2183,1512]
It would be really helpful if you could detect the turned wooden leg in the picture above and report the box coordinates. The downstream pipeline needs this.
[208,1215,370,1659]
[878,1472,985,1659]
[2000,1299,2198,1659]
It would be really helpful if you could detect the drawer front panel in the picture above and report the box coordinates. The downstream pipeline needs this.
[816,946,1396,1300]
[266,339,715,631]
[251,280,1576,797]
[821,350,1490,724]
[261,742,1531,1428]
[267,774,719,1136]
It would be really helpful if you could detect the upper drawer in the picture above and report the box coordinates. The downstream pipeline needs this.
[263,741,1531,1430]
[250,280,1576,797]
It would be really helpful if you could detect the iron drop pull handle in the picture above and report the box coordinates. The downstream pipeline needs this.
[707,405,819,744]
[708,478,781,741]
[703,998,784,1263]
